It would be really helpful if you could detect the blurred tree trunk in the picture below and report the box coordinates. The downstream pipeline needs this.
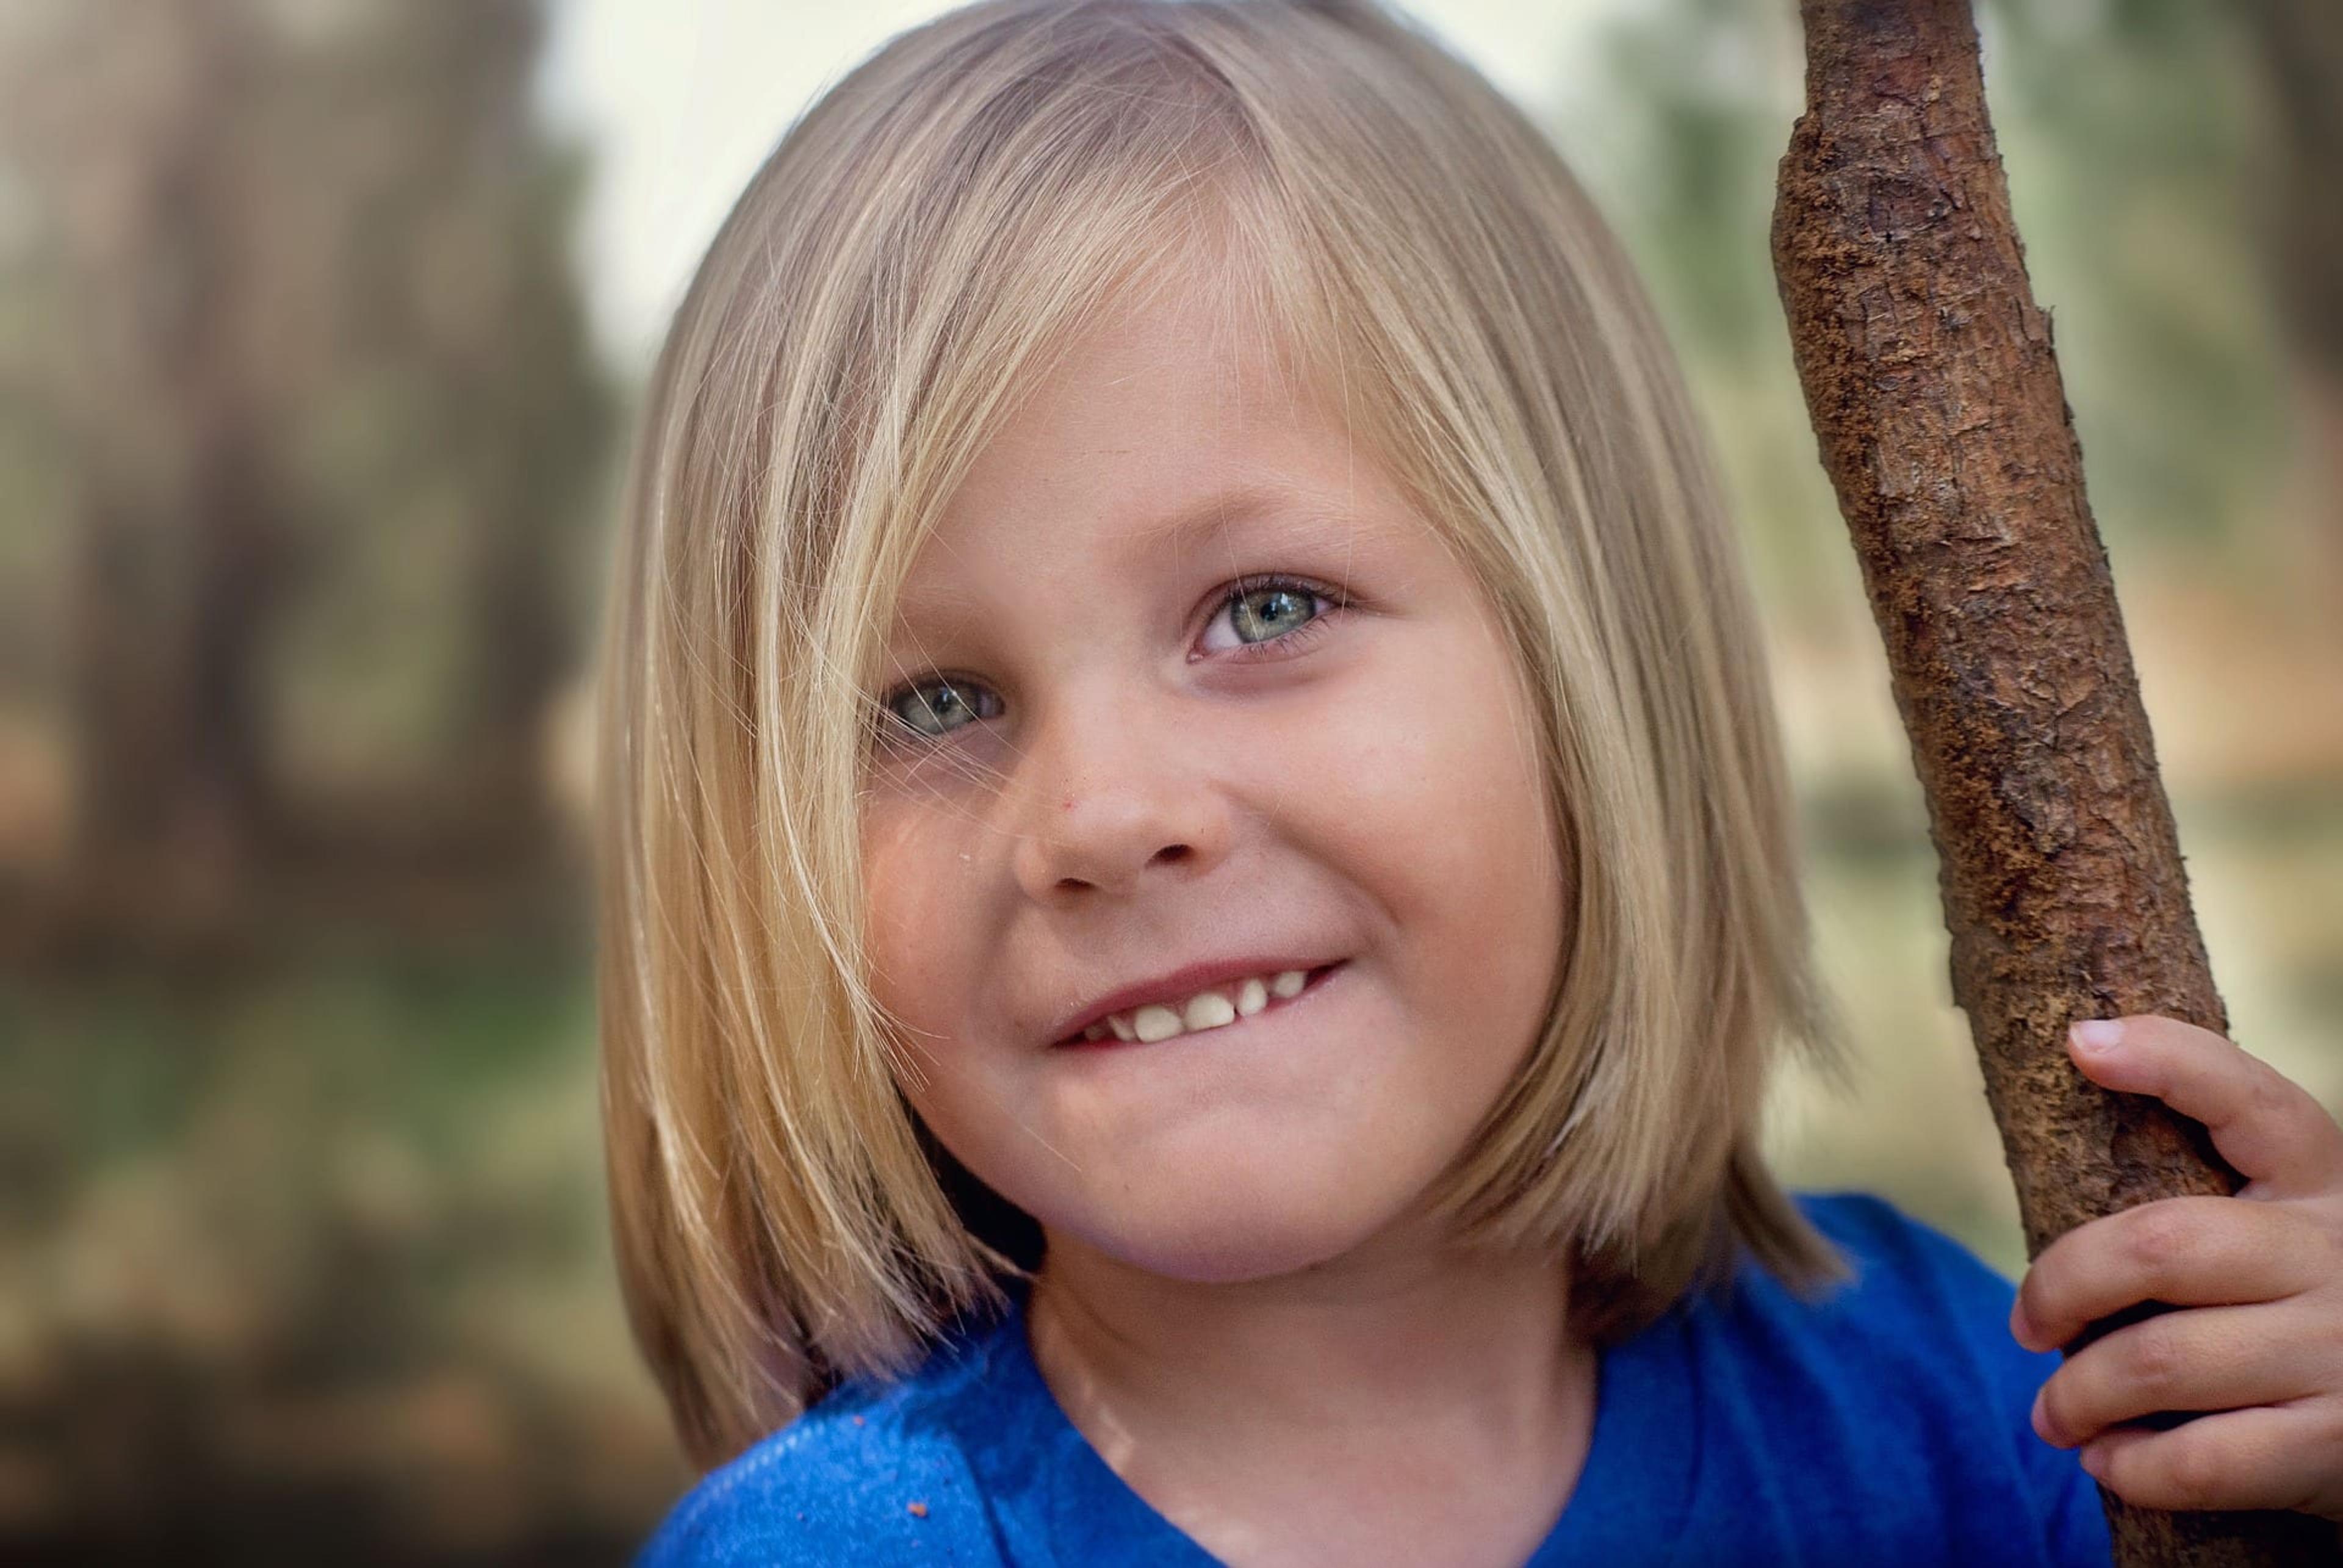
[2239,0,2343,624]
[51,0,288,941]
[2244,0,2343,383]
[430,0,597,864]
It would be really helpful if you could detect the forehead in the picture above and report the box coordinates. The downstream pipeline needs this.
[882,265,1424,631]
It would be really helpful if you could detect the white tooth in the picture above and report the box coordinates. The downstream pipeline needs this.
[1182,990,1237,1031]
[1108,1012,1136,1042]
[1270,969,1308,999]
[1235,976,1267,1016]
[1132,1003,1184,1043]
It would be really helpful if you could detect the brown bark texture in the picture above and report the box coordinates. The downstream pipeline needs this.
[1770,1,2335,1563]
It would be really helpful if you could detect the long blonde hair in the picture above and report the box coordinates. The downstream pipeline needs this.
[597,0,1858,1471]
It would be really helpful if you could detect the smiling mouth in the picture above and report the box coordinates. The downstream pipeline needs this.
[1054,961,1348,1049]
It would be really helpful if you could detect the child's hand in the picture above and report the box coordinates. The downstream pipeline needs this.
[2007,1015,2343,1523]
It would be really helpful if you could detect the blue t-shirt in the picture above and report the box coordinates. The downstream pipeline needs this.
[640,1190,2113,1566]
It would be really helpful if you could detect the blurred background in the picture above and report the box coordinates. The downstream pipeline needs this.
[1,0,2336,1560]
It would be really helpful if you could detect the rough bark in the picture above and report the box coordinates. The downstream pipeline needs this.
[1769,1,2335,1562]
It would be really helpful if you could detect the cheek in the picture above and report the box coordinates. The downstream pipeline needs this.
[858,807,1029,1193]
[1323,634,1561,930]
[1356,633,1566,1049]
[859,807,976,1052]
[1459,677,1564,932]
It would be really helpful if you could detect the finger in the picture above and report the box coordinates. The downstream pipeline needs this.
[2078,1398,2343,1519]
[2011,1194,2333,1354]
[2030,1298,2336,1449]
[2067,1015,2343,1199]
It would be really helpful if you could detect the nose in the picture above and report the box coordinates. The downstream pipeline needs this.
[1007,674,1233,902]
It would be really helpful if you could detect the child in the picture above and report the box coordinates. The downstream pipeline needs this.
[594,1,2343,1561]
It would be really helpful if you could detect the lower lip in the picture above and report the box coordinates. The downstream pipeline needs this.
[1054,961,1349,1051]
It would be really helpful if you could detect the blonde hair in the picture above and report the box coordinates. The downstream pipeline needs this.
[597,0,1859,1472]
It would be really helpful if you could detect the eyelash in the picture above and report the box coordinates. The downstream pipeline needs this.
[872,572,1353,747]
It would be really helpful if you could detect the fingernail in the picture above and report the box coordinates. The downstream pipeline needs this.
[2079,1442,2104,1477]
[2030,1386,2051,1442]
[2071,1019,2125,1053]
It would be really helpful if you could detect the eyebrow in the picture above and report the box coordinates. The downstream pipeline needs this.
[1131,478,1303,544]
[890,480,1380,630]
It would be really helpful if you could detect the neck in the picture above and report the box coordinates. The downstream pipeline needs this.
[1024,1216,1589,1459]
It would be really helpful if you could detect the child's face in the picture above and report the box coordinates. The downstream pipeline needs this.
[860,269,1567,1284]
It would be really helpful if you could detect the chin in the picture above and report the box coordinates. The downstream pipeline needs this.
[1055,1184,1400,1286]
[1096,1234,1355,1287]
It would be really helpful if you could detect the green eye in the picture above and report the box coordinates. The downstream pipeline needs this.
[1229,581,1314,643]
[884,677,993,741]
[1199,573,1347,660]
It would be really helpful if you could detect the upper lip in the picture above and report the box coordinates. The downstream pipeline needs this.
[1046,954,1344,1045]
